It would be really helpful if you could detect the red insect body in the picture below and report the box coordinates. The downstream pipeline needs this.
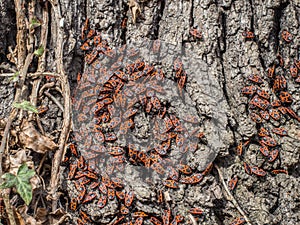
[202,162,213,175]
[248,74,263,84]
[228,176,238,191]
[268,148,279,162]
[251,166,267,177]
[272,127,288,136]
[250,112,263,123]
[244,162,252,175]
[163,179,179,189]
[282,30,293,43]
[230,217,246,225]
[259,145,269,157]
[258,127,270,137]
[242,30,254,39]
[97,195,107,208]
[125,191,134,207]
[82,192,97,204]
[190,28,202,39]
[241,85,257,95]
[260,136,277,147]
[189,207,203,215]
[272,169,288,175]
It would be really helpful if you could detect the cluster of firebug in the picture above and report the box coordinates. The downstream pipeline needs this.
[65,19,214,225]
[229,29,299,191]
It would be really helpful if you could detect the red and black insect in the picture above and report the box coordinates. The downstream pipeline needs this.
[272,127,288,136]
[249,95,270,111]
[281,30,293,43]
[202,162,213,175]
[120,205,129,215]
[250,112,263,123]
[77,185,87,202]
[258,127,270,137]
[272,169,288,175]
[271,100,281,107]
[150,216,162,225]
[242,29,255,39]
[290,64,298,78]
[190,28,202,39]
[82,192,97,204]
[68,162,77,179]
[251,166,267,177]
[259,145,269,157]
[279,91,293,104]
[248,74,263,84]
[256,88,270,99]
[189,207,203,215]
[268,148,279,162]
[236,141,250,156]
[230,217,246,225]
[267,65,275,78]
[69,143,79,157]
[241,85,257,95]
[228,176,238,191]
[177,163,192,175]
[133,211,148,217]
[163,179,179,188]
[69,197,77,211]
[260,136,277,147]
[243,162,252,175]
[260,110,270,121]
[97,195,107,209]
[124,191,134,207]
[269,108,281,121]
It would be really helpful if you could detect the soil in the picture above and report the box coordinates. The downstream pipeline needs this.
[0,0,300,225]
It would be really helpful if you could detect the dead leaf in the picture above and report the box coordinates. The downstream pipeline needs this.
[9,149,33,175]
[16,205,45,225]
[49,208,67,224]
[35,207,48,224]
[18,120,58,153]
[49,208,65,217]
[128,0,141,24]
[15,206,26,225]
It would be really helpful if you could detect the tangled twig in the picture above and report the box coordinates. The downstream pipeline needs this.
[48,0,71,215]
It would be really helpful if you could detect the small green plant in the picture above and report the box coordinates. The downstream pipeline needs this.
[13,101,38,113]
[0,164,35,205]
[34,46,44,57]
[9,71,20,82]
[30,18,41,29]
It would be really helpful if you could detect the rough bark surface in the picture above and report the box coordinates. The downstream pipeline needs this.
[1,0,300,225]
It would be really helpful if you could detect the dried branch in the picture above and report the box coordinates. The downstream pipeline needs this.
[48,0,71,214]
[14,0,27,67]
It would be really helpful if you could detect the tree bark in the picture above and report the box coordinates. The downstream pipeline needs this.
[1,0,300,224]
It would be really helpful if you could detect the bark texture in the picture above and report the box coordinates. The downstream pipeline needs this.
[1,0,300,225]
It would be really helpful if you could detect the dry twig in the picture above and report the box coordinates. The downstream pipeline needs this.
[214,164,253,225]
[48,0,71,215]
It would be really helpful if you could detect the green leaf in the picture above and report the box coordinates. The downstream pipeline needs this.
[13,101,38,113]
[15,179,33,205]
[30,18,41,29]
[0,173,17,188]
[9,71,20,82]
[34,46,44,57]
[0,164,35,205]
[18,164,35,181]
